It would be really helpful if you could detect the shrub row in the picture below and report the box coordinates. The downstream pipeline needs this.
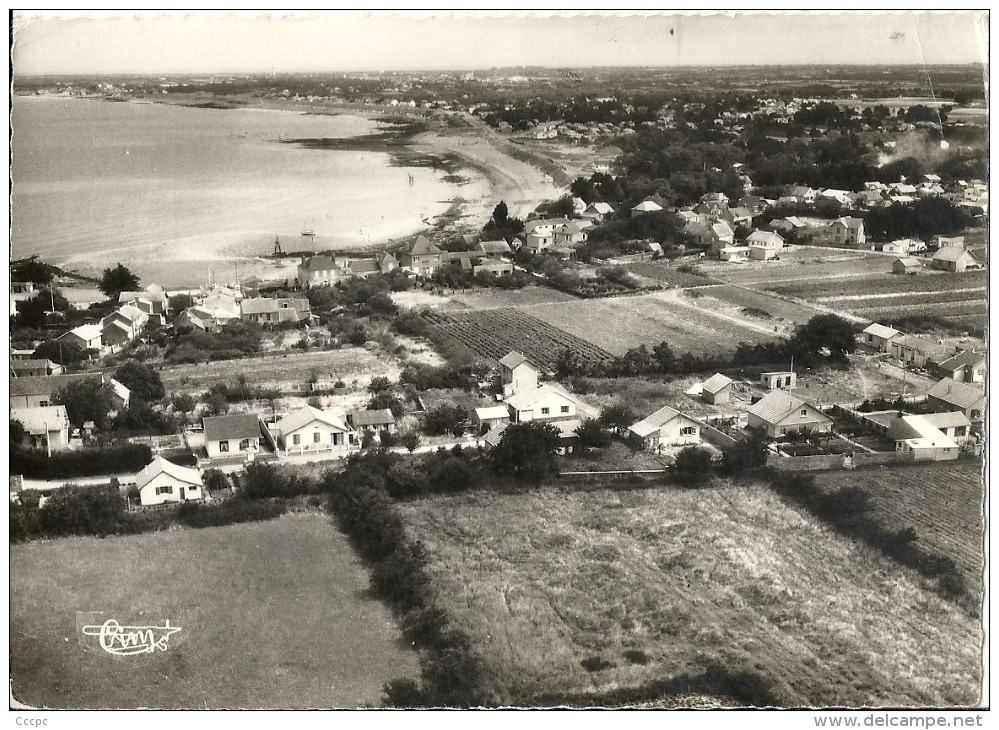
[11,443,153,480]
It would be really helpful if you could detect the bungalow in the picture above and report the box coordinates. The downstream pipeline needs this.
[931,248,979,273]
[188,292,241,325]
[10,359,62,377]
[581,202,614,221]
[760,371,796,390]
[58,324,103,352]
[738,195,767,213]
[728,206,755,226]
[136,457,204,506]
[297,255,341,288]
[929,235,965,250]
[474,405,510,435]
[240,297,310,325]
[921,411,972,443]
[933,350,985,384]
[828,217,866,246]
[203,413,262,459]
[119,287,169,319]
[880,238,921,255]
[890,334,949,367]
[718,245,750,262]
[500,351,539,397]
[272,405,356,453]
[505,383,597,424]
[473,258,514,276]
[475,239,513,257]
[890,415,959,461]
[701,373,734,404]
[399,235,445,275]
[347,408,396,434]
[925,379,985,426]
[627,405,701,452]
[345,258,382,278]
[860,323,902,352]
[746,391,832,439]
[9,405,71,452]
[769,216,810,235]
[818,188,853,206]
[892,257,922,275]
[784,185,816,204]
[746,230,785,260]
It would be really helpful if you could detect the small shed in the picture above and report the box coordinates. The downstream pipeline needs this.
[701,373,734,405]
[892,257,921,275]
[932,248,979,273]
[474,405,510,435]
[760,371,796,390]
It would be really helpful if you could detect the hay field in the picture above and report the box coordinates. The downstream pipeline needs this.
[10,514,418,709]
[399,484,982,707]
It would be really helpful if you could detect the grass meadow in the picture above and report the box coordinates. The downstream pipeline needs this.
[398,482,982,707]
[10,514,418,709]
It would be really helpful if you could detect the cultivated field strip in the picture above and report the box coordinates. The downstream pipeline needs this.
[852,300,987,320]
[425,308,615,370]
[692,285,830,326]
[812,462,986,589]
[763,271,987,300]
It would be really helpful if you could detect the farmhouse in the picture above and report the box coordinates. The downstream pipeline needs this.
[931,248,979,273]
[860,323,902,352]
[10,359,62,377]
[700,373,733,404]
[136,457,204,507]
[500,351,539,397]
[203,413,262,459]
[925,379,985,426]
[828,217,866,246]
[473,258,514,276]
[9,405,71,452]
[474,405,511,434]
[347,408,396,434]
[505,383,597,424]
[272,405,355,453]
[746,230,785,260]
[892,257,922,275]
[890,334,949,367]
[890,415,959,461]
[932,350,985,384]
[627,405,701,452]
[399,236,445,275]
[747,391,832,439]
[760,371,796,390]
[297,255,340,288]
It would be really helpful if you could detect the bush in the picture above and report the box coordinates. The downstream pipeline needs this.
[11,444,153,480]
[239,462,315,500]
[378,428,396,447]
[427,456,475,493]
[673,446,715,486]
[581,656,616,672]
[421,404,468,437]
[175,499,287,528]
[37,484,125,538]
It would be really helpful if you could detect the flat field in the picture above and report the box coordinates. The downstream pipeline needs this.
[10,514,419,709]
[690,285,830,328]
[703,250,890,286]
[448,285,579,310]
[621,262,721,288]
[425,307,615,370]
[811,461,986,590]
[399,483,981,707]
[519,290,781,356]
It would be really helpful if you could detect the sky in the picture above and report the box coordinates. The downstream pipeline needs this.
[12,10,989,75]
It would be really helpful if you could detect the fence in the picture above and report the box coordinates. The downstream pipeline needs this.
[766,450,917,471]
[558,469,668,484]
[694,418,739,451]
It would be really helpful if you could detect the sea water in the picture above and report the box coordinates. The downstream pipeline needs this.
[12,96,484,288]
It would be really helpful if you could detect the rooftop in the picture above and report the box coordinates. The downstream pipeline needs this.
[275,405,350,435]
[203,413,261,443]
[136,457,202,490]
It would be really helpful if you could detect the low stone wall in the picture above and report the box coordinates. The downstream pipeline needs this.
[695,418,739,451]
[767,449,917,471]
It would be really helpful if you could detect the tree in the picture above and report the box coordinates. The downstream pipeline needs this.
[400,431,421,453]
[99,263,141,301]
[598,403,636,432]
[378,428,396,448]
[428,456,475,492]
[673,446,714,486]
[204,392,229,417]
[720,430,770,476]
[421,404,467,437]
[11,259,54,286]
[168,293,193,314]
[791,314,857,363]
[203,468,230,495]
[547,194,576,218]
[53,379,117,431]
[368,391,406,419]
[574,419,610,450]
[491,201,509,226]
[369,376,393,394]
[14,288,70,330]
[10,419,26,453]
[114,361,165,403]
[490,422,560,482]
[171,391,196,417]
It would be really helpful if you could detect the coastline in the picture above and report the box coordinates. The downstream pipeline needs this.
[14,93,563,291]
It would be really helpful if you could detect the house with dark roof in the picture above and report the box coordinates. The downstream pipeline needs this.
[925,379,985,426]
[932,350,985,384]
[10,359,62,377]
[346,258,382,278]
[239,297,311,324]
[746,391,832,439]
[398,236,444,275]
[203,413,262,459]
[499,351,539,397]
[136,457,204,506]
[377,251,400,272]
[346,408,396,434]
[297,255,340,288]
[627,405,701,452]
[9,373,107,409]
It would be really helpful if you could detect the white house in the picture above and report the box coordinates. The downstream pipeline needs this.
[272,405,356,454]
[136,457,204,506]
[746,230,785,260]
[9,405,71,452]
[828,217,866,246]
[505,383,597,424]
[203,413,261,459]
[627,406,701,451]
[58,324,103,352]
[473,405,510,434]
[747,391,832,439]
[890,415,959,462]
[860,323,902,353]
[500,351,540,397]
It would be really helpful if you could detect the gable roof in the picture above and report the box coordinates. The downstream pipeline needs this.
[203,413,261,443]
[921,411,971,430]
[701,373,734,394]
[746,230,784,246]
[891,414,958,449]
[748,390,829,425]
[300,255,337,272]
[9,373,103,397]
[240,297,281,314]
[933,247,978,263]
[348,408,395,427]
[11,359,57,373]
[9,405,70,434]
[61,324,102,342]
[276,405,350,435]
[505,383,598,420]
[935,350,985,372]
[476,239,512,255]
[586,202,614,214]
[378,251,399,266]
[136,457,202,490]
[628,405,686,438]
[832,216,864,228]
[925,379,984,410]
[483,422,509,447]
[863,323,901,340]
[524,217,570,235]
[474,405,511,421]
[499,351,531,369]
[348,258,381,274]
[895,257,922,267]
[711,221,734,238]
[404,235,442,256]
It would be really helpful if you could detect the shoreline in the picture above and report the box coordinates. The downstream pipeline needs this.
[14,93,563,290]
